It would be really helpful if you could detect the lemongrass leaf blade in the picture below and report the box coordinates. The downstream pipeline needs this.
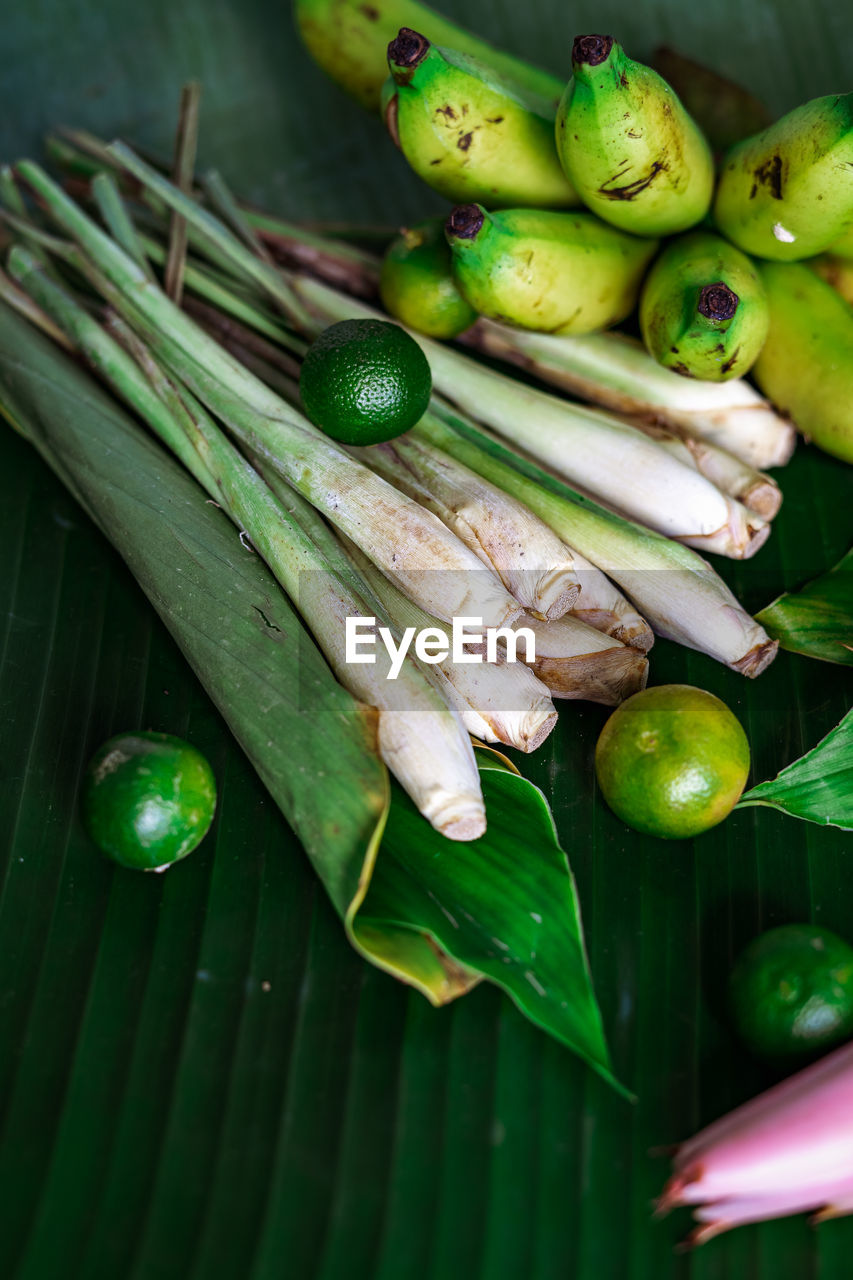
[736,707,853,829]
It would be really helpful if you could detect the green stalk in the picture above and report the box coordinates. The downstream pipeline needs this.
[10,244,486,840]
[288,276,770,561]
[518,613,649,706]
[90,172,155,278]
[461,319,797,471]
[16,160,521,632]
[414,405,778,677]
[163,81,202,303]
[351,435,583,621]
[138,234,307,355]
[341,538,558,754]
[106,141,316,331]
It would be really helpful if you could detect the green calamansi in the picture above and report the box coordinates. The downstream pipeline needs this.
[379,217,478,338]
[639,232,769,381]
[82,731,217,870]
[383,28,578,208]
[299,318,432,444]
[713,93,853,261]
[729,925,853,1060]
[294,0,563,115]
[444,203,658,334]
[752,262,853,464]
[554,34,714,236]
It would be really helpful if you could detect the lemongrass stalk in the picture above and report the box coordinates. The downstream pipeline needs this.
[214,337,652,649]
[415,404,777,677]
[462,319,797,470]
[287,276,770,561]
[9,247,485,839]
[658,1041,853,1244]
[0,266,74,352]
[16,161,521,632]
[351,434,582,620]
[560,549,654,650]
[517,614,649,706]
[90,172,156,279]
[45,128,381,297]
[138,234,308,356]
[242,206,381,297]
[614,413,782,519]
[340,538,558,753]
[105,141,316,331]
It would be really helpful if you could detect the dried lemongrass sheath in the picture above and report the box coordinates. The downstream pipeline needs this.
[339,538,558,754]
[461,319,797,470]
[9,250,485,842]
[517,614,649,706]
[16,161,522,633]
[615,414,782,519]
[288,277,769,561]
[351,434,581,620]
[414,405,777,678]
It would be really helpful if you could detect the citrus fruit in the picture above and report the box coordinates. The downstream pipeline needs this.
[594,684,750,839]
[729,924,853,1059]
[298,318,432,445]
[82,731,217,871]
[379,218,478,340]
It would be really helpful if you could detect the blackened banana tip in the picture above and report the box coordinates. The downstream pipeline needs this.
[446,204,485,240]
[388,27,430,69]
[698,282,740,321]
[572,34,615,66]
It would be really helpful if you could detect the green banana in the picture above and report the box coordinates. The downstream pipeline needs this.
[752,262,853,464]
[444,204,658,334]
[379,216,478,338]
[639,231,769,382]
[827,224,853,262]
[811,254,853,307]
[383,30,578,208]
[294,0,563,114]
[554,34,714,236]
[713,94,853,261]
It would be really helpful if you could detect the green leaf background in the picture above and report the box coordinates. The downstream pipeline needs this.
[1,1,852,1276]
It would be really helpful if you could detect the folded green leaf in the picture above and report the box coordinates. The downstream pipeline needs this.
[0,299,619,1088]
[367,750,624,1094]
[737,707,853,830]
[756,549,853,665]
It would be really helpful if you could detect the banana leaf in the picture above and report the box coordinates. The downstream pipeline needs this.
[2,1,853,1276]
[756,548,853,666]
[0,298,618,1090]
[737,707,853,830]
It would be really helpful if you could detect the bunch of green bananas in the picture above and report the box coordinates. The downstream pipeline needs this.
[296,0,853,462]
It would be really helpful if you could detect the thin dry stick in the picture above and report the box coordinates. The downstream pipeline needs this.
[163,82,202,303]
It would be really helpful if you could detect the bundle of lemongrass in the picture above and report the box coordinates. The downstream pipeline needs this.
[0,138,780,841]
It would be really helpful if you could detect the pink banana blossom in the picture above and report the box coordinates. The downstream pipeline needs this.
[657,1040,853,1245]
